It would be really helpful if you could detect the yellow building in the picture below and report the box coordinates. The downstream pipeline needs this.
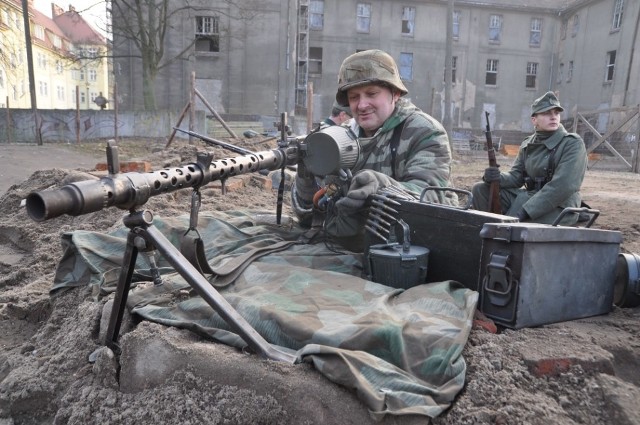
[0,0,108,110]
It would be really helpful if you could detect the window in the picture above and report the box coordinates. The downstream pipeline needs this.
[308,47,322,74]
[89,69,97,82]
[526,62,538,88]
[612,0,624,30]
[557,63,564,84]
[530,18,542,47]
[489,15,502,43]
[567,61,574,82]
[56,60,63,74]
[80,92,86,104]
[34,25,45,40]
[572,14,579,37]
[561,20,567,40]
[39,81,48,96]
[452,11,460,40]
[485,59,498,85]
[195,16,220,52]
[310,1,324,30]
[37,53,47,70]
[357,3,371,33]
[91,92,98,102]
[57,86,65,101]
[605,51,616,81]
[87,47,98,58]
[399,52,413,81]
[79,68,85,80]
[444,56,457,83]
[401,7,415,36]
[53,35,62,49]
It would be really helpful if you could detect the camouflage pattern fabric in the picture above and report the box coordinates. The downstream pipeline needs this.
[53,210,477,419]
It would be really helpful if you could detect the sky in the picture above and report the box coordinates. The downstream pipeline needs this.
[33,0,108,37]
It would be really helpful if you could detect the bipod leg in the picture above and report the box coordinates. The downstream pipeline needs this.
[104,212,149,352]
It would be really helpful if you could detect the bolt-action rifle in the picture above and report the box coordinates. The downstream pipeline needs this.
[484,111,502,215]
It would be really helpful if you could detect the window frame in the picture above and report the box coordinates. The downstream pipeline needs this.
[485,59,498,86]
[401,6,416,36]
[356,3,371,33]
[399,52,413,81]
[452,10,461,40]
[195,16,220,53]
[310,0,324,31]
[526,62,538,89]
[612,0,624,31]
[489,14,502,44]
[308,47,323,75]
[529,18,542,47]
[605,50,616,82]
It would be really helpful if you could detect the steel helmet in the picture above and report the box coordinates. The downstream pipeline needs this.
[335,50,408,106]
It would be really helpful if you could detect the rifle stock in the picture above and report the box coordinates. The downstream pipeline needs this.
[484,112,502,214]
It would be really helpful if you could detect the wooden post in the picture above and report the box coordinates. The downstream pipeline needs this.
[164,101,191,148]
[189,72,196,144]
[306,82,313,133]
[114,82,119,142]
[194,89,237,138]
[5,96,12,144]
[633,105,640,174]
[76,86,81,144]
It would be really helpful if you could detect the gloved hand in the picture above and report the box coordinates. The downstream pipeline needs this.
[483,166,501,183]
[292,163,318,209]
[336,170,395,210]
[516,209,530,222]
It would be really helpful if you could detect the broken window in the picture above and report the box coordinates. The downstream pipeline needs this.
[309,47,323,74]
[526,62,537,88]
[402,7,415,36]
[485,59,498,85]
[195,16,220,53]
[605,50,616,81]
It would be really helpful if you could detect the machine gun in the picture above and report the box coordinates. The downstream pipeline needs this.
[25,115,360,363]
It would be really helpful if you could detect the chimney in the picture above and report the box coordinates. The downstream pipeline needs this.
[68,5,76,13]
[52,3,65,17]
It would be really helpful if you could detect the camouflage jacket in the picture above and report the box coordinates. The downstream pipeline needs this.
[348,98,456,204]
[500,124,587,220]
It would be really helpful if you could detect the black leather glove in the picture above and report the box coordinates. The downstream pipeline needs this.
[336,170,395,211]
[516,209,530,222]
[483,166,501,183]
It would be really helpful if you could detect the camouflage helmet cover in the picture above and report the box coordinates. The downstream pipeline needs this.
[336,50,408,106]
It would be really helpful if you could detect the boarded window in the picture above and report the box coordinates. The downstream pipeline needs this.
[357,3,371,33]
[399,52,413,81]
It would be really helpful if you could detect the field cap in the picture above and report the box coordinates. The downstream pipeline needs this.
[531,91,564,116]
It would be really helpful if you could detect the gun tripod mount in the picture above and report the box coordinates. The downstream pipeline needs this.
[103,209,297,364]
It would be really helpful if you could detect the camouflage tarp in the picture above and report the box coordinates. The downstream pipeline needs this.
[53,210,478,419]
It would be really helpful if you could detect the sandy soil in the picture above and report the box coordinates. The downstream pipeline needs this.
[0,138,639,424]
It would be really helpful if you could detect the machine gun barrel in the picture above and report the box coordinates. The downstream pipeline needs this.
[26,146,297,222]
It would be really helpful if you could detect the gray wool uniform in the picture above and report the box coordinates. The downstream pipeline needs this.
[472,124,587,225]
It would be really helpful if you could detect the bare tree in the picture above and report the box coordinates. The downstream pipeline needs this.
[110,0,257,111]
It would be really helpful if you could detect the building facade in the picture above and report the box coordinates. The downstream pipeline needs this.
[111,0,640,134]
[0,0,109,110]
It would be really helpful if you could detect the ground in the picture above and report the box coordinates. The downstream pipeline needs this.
[0,138,638,424]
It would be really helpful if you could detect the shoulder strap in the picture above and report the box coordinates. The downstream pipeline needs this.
[389,123,405,180]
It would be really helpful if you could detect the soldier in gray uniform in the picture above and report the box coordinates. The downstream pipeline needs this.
[292,49,456,249]
[472,91,587,225]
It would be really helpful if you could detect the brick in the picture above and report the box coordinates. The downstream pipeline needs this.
[517,332,615,378]
[95,161,152,173]
[209,176,246,192]
[251,174,272,190]
[500,144,520,156]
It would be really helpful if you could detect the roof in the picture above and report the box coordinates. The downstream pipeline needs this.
[52,5,106,45]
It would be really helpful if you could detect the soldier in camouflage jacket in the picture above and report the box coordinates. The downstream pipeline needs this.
[292,49,456,250]
[472,91,587,225]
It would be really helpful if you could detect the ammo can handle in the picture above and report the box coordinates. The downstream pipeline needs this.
[552,207,599,228]
[419,187,473,210]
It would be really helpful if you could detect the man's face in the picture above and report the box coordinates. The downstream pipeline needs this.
[347,84,399,136]
[531,108,561,132]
